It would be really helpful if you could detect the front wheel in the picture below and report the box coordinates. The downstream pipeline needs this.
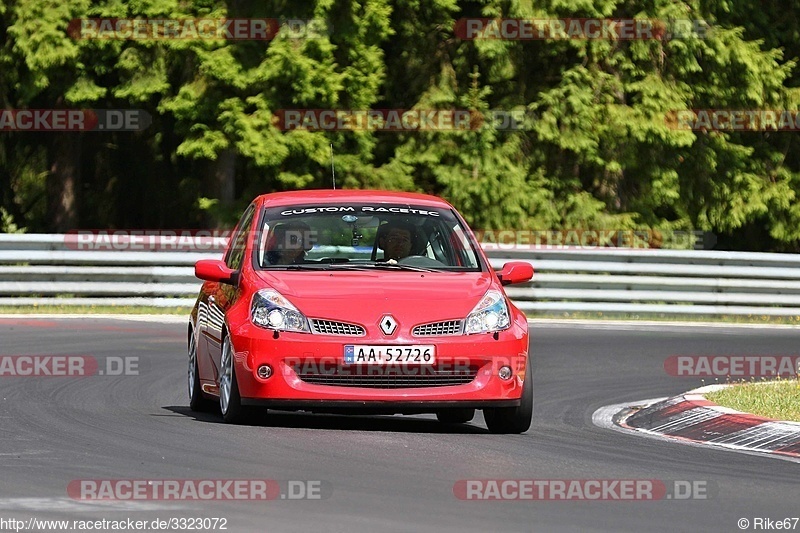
[483,360,533,434]
[219,335,245,423]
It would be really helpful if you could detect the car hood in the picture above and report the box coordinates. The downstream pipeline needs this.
[253,269,495,323]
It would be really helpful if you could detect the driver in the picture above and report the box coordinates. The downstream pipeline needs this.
[378,221,418,261]
[266,221,313,265]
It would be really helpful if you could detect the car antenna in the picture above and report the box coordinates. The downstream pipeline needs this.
[330,143,336,189]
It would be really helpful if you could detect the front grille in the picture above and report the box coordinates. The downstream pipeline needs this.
[294,366,478,389]
[412,320,463,337]
[310,319,366,336]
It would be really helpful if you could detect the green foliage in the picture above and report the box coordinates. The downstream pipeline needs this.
[1,0,799,250]
[0,207,26,233]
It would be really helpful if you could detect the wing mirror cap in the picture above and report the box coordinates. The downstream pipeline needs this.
[497,261,533,286]
[195,259,239,285]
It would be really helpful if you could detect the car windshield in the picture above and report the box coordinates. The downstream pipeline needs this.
[254,203,482,271]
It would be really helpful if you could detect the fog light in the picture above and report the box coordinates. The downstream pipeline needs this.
[257,364,273,379]
[498,365,513,380]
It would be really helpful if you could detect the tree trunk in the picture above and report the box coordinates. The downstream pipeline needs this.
[216,148,236,208]
[46,134,80,231]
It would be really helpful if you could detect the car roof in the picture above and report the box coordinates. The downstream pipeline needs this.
[254,189,456,209]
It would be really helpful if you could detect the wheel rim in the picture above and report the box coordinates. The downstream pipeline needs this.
[188,333,197,400]
[219,338,232,415]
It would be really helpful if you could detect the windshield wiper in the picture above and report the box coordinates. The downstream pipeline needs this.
[262,262,445,273]
[323,262,442,273]
[261,264,332,270]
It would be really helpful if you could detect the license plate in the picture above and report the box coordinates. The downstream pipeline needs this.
[344,345,436,365]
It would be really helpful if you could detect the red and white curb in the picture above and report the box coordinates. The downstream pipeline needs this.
[594,385,800,461]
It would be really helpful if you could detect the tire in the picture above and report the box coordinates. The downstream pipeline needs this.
[483,360,533,434]
[219,335,246,424]
[436,408,475,424]
[188,330,213,412]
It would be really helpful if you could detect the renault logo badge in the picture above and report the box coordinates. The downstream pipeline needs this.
[379,315,398,336]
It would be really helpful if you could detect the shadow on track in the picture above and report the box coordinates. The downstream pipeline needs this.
[162,405,489,434]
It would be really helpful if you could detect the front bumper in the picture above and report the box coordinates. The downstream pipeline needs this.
[228,322,530,405]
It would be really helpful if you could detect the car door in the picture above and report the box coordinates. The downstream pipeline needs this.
[203,203,257,380]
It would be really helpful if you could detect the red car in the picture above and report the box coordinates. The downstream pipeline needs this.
[188,190,534,433]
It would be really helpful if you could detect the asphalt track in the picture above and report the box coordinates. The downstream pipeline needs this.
[0,317,798,532]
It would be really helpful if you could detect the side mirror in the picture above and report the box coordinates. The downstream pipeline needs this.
[497,261,533,286]
[195,259,239,285]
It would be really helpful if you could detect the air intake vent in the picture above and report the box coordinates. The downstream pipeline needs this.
[412,320,463,337]
[310,319,366,336]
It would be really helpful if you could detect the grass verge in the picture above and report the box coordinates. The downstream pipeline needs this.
[705,379,800,422]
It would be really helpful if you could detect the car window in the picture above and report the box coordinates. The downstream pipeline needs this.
[254,203,482,271]
[225,203,256,270]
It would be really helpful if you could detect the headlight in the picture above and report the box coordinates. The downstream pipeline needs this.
[250,289,310,333]
[464,289,511,334]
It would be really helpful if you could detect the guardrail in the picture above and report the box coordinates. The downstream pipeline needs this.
[0,234,797,316]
